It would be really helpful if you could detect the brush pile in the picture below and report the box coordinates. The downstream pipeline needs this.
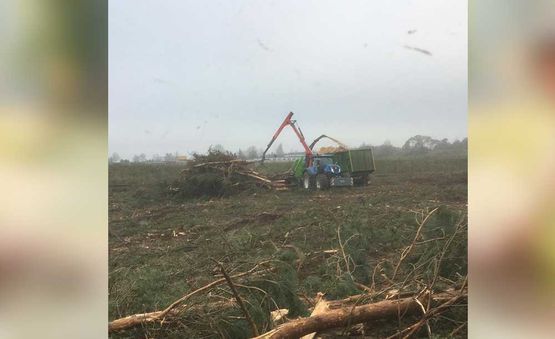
[172,150,295,198]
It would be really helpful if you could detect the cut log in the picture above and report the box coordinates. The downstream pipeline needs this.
[109,311,165,332]
[270,309,289,325]
[253,290,466,339]
[242,172,273,184]
[301,293,330,339]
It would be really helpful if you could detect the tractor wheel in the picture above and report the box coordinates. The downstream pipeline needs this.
[303,172,313,190]
[316,174,330,190]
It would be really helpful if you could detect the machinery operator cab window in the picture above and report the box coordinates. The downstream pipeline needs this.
[314,157,333,172]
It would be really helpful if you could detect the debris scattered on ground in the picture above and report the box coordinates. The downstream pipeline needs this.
[109,208,467,337]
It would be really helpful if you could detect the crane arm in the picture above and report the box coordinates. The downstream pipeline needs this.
[261,112,313,163]
[309,134,348,150]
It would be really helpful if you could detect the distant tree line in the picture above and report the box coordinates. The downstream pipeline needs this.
[110,136,467,163]
[366,136,467,158]
[236,143,285,160]
[109,152,180,163]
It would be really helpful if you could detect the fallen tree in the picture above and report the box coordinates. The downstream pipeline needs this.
[254,289,467,339]
[109,261,271,332]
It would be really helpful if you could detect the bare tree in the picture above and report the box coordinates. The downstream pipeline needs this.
[210,144,225,153]
[246,146,258,159]
[164,153,176,162]
[109,152,120,163]
[237,149,247,160]
[132,153,147,163]
[275,143,284,157]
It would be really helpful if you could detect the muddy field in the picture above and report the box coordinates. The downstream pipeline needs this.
[109,157,467,338]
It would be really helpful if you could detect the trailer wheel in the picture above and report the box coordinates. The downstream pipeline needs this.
[316,174,330,190]
[353,174,369,186]
[303,172,313,190]
[360,174,369,186]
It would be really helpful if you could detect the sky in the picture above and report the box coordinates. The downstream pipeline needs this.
[109,0,467,158]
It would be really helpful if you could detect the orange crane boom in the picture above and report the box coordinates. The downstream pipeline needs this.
[260,112,313,164]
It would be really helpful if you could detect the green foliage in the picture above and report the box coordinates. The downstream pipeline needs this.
[174,149,242,198]
[322,273,359,299]
[177,172,229,198]
[254,262,307,317]
[277,249,298,263]
[193,148,237,163]
[302,275,323,292]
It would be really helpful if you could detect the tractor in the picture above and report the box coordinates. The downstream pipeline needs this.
[260,112,375,190]
[294,154,353,189]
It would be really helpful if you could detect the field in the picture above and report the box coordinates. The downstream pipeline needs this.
[109,156,467,338]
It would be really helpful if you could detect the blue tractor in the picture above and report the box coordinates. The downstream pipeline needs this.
[296,155,353,190]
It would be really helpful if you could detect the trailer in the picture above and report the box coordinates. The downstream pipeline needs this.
[309,134,376,186]
[331,148,375,186]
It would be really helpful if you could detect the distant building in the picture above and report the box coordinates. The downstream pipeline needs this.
[263,152,304,162]
[176,155,189,163]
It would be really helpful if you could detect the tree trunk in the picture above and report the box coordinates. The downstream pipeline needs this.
[254,291,465,339]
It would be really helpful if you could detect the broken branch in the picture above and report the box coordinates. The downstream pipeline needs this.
[392,208,438,280]
[108,260,270,332]
[214,260,259,337]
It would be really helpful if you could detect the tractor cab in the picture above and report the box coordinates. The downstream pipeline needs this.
[306,155,341,177]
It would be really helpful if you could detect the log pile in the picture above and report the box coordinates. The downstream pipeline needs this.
[180,159,297,191]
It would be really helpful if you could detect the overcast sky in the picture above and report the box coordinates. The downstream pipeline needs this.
[109,0,467,158]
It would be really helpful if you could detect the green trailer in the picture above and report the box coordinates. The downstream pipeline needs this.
[331,148,375,186]
[290,147,375,187]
